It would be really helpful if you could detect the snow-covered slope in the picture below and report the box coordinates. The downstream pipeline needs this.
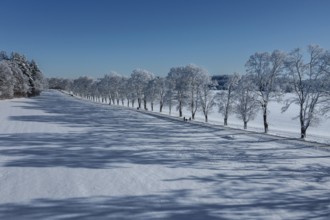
[0,90,329,219]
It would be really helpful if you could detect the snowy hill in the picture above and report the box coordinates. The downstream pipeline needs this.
[0,90,329,219]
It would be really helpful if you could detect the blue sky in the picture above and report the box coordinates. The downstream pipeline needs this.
[0,0,329,78]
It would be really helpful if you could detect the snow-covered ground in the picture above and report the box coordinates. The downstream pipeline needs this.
[82,92,330,145]
[150,93,330,145]
[0,90,330,219]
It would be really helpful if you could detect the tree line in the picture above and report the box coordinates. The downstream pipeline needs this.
[48,45,330,139]
[0,51,44,99]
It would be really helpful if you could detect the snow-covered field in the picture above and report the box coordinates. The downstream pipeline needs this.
[0,90,330,219]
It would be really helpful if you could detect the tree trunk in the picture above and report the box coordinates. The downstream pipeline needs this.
[191,100,194,119]
[300,103,305,139]
[263,105,268,133]
[244,121,247,129]
[179,101,182,117]
[151,102,154,111]
[301,127,306,139]
[138,98,141,108]
[205,114,208,123]
[143,98,147,110]
[224,91,231,126]
[160,101,163,112]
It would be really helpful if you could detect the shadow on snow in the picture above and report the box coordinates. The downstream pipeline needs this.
[1,91,330,219]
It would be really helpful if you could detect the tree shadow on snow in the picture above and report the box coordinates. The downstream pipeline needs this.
[1,91,330,219]
[3,92,329,169]
[0,188,329,220]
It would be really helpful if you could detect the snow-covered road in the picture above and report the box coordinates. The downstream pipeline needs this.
[0,90,329,219]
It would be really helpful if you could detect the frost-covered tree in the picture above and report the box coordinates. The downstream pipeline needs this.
[146,77,159,111]
[89,80,100,102]
[99,74,113,104]
[8,61,30,97]
[246,50,285,133]
[153,76,167,112]
[47,78,71,90]
[167,66,189,117]
[1,52,45,98]
[130,69,154,109]
[0,51,9,61]
[96,76,108,103]
[72,76,94,98]
[10,52,35,96]
[283,45,329,139]
[29,60,44,96]
[217,73,240,126]
[320,52,330,115]
[126,77,137,107]
[0,61,15,99]
[118,76,128,106]
[108,72,123,105]
[184,64,210,119]
[199,79,217,122]
[234,75,259,129]
[165,76,175,115]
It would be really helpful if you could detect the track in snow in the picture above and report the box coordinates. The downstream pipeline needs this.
[0,90,329,219]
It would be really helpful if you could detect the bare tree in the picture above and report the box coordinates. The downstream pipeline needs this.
[146,78,158,111]
[245,50,285,133]
[167,66,189,117]
[108,72,123,105]
[131,69,154,110]
[99,74,114,104]
[283,45,329,139]
[199,80,217,122]
[234,75,259,129]
[320,51,330,115]
[185,64,210,120]
[118,76,128,106]
[72,76,94,98]
[165,76,175,115]
[97,76,109,103]
[218,73,240,126]
[154,76,167,112]
[126,78,137,107]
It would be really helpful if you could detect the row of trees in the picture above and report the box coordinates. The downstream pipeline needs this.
[0,51,44,99]
[48,64,217,121]
[48,45,330,139]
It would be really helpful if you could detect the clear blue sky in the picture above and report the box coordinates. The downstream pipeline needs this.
[0,0,329,78]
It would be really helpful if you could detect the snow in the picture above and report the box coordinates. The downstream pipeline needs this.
[0,90,330,219]
[151,92,330,145]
